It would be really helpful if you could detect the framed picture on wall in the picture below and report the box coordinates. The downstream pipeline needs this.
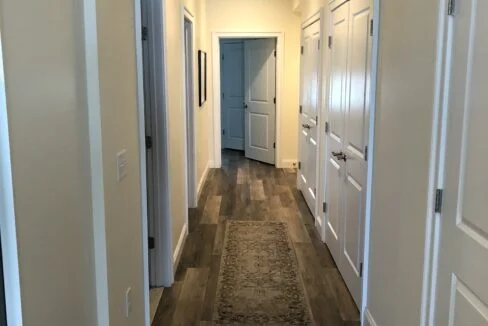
[198,50,207,107]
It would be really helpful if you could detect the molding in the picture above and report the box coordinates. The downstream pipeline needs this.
[302,8,321,28]
[363,308,378,326]
[280,159,298,169]
[197,162,210,201]
[211,32,284,168]
[173,223,188,274]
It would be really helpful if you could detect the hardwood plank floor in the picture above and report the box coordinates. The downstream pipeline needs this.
[152,149,360,326]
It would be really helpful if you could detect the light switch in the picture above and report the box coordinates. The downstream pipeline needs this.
[117,150,128,181]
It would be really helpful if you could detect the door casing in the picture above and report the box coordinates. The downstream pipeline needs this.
[211,32,284,168]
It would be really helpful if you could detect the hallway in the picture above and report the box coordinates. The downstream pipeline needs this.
[152,150,360,325]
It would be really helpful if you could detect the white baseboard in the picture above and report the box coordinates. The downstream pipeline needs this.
[197,162,210,201]
[173,223,188,274]
[363,308,378,326]
[280,159,298,169]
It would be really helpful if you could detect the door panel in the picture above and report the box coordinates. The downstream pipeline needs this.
[435,0,488,324]
[221,41,245,150]
[298,18,321,213]
[244,39,276,164]
[325,1,349,265]
[340,0,371,306]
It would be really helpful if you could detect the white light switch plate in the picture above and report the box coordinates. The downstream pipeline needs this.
[117,150,128,181]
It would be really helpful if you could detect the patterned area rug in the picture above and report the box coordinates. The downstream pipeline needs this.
[213,221,312,325]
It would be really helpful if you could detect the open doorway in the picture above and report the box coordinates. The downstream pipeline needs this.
[219,37,277,166]
[183,11,197,209]
[139,0,173,322]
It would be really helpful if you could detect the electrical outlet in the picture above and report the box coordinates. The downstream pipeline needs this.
[125,287,132,318]
[117,150,128,181]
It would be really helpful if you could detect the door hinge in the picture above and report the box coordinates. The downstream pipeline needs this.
[221,54,224,60]
[435,189,444,213]
[142,26,148,41]
[370,19,374,36]
[301,46,304,54]
[299,105,303,114]
[359,263,364,277]
[273,142,276,149]
[318,40,320,49]
[325,121,330,134]
[322,202,327,213]
[274,50,276,57]
[273,97,276,104]
[314,188,317,195]
[145,135,153,149]
[328,36,333,49]
[222,129,225,135]
[298,161,301,170]
[364,145,368,161]
[448,0,455,15]
[315,115,318,122]
[148,237,155,250]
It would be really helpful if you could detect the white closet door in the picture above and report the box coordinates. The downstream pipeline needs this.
[325,0,372,307]
[298,19,321,213]
[325,1,349,269]
[434,1,488,324]
[340,0,372,306]
[221,41,245,150]
[244,39,276,164]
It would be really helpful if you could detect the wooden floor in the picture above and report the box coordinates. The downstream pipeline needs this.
[152,150,360,326]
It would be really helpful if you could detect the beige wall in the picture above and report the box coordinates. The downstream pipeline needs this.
[0,0,98,324]
[164,0,208,250]
[95,0,146,324]
[206,0,301,167]
[365,0,439,324]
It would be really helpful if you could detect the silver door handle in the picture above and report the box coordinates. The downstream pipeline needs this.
[302,124,311,129]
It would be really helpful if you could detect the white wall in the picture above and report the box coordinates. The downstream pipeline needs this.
[0,0,98,325]
[206,0,302,168]
[364,0,440,324]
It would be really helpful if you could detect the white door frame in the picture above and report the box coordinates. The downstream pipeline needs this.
[181,6,198,209]
[211,32,283,168]
[299,9,325,232]
[137,0,173,291]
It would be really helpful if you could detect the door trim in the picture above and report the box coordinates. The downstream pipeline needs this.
[139,0,173,291]
[181,6,198,209]
[211,32,283,168]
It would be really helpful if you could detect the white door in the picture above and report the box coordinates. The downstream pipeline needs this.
[434,1,488,324]
[325,1,349,266]
[340,0,372,306]
[298,19,321,213]
[325,0,372,307]
[244,39,276,165]
[221,41,245,150]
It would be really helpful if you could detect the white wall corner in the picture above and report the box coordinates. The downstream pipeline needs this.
[208,160,218,168]
[280,159,298,169]
[363,308,378,326]
[197,162,210,201]
[173,223,188,275]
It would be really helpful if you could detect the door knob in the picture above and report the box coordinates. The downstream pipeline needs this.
[331,151,347,161]
[243,103,248,109]
[302,124,311,129]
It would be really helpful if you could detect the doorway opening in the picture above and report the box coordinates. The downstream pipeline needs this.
[219,38,277,166]
[212,33,284,168]
[139,0,173,322]
[183,12,197,209]
[219,38,276,166]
